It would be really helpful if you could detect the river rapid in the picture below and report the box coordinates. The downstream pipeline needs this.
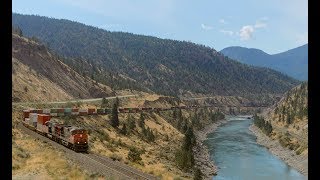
[205,116,306,180]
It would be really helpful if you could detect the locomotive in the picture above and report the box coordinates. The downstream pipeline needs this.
[22,110,88,152]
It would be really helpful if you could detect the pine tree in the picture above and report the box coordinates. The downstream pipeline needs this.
[120,123,127,135]
[193,168,203,180]
[110,103,119,128]
[138,113,145,128]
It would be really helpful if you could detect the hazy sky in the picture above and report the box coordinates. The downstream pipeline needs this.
[12,0,308,54]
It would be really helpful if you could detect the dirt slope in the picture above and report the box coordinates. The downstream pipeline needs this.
[12,33,113,102]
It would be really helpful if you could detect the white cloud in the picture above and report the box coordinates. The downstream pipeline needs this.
[239,25,254,41]
[237,18,267,40]
[201,24,213,30]
[220,30,234,36]
[219,19,227,24]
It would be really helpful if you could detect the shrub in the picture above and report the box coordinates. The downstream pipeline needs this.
[109,153,122,161]
[128,147,143,162]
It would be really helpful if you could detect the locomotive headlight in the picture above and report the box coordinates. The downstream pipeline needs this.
[77,142,79,144]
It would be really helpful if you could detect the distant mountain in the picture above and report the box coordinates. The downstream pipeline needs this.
[12,13,300,105]
[220,45,308,80]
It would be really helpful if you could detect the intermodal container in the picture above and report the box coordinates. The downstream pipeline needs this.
[64,108,72,113]
[88,108,96,115]
[71,112,79,115]
[50,113,58,117]
[30,109,37,113]
[23,110,30,119]
[43,109,51,114]
[37,114,51,125]
[57,108,64,113]
[50,108,58,113]
[35,109,43,114]
[29,113,38,123]
[72,108,79,112]
[79,109,88,112]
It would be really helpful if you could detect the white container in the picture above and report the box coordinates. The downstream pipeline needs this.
[71,112,79,115]
[79,109,88,113]
[29,113,38,123]
[43,109,51,114]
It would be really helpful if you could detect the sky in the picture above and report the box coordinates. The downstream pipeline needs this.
[12,0,308,54]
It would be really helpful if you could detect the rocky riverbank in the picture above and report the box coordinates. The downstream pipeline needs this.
[193,119,228,180]
[249,124,308,177]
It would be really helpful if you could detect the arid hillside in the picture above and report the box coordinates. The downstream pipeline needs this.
[262,82,308,155]
[12,33,113,102]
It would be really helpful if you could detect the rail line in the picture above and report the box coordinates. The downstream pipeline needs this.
[17,123,157,179]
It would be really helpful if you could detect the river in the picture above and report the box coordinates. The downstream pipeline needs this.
[205,116,306,180]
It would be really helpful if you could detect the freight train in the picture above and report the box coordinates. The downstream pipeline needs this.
[22,110,88,152]
[21,105,202,152]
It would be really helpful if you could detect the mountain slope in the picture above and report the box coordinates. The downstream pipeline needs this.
[12,13,300,103]
[12,32,114,102]
[220,45,308,80]
[262,82,308,154]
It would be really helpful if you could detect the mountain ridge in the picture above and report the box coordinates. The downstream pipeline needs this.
[220,44,308,80]
[12,13,300,105]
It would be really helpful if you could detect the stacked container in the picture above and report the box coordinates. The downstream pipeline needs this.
[43,109,51,115]
[50,108,58,116]
[36,109,43,114]
[37,114,51,132]
[79,109,88,116]
[64,108,72,116]
[71,108,79,115]
[29,113,38,128]
[88,108,96,115]
[23,110,30,119]
[57,108,65,117]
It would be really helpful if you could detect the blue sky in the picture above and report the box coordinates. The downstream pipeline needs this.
[12,0,308,54]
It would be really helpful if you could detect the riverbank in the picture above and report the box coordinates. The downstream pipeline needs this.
[193,119,228,179]
[249,124,308,177]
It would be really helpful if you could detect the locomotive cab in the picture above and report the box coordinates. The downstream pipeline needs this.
[71,128,88,152]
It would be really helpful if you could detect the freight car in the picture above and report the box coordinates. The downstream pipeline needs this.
[22,111,88,152]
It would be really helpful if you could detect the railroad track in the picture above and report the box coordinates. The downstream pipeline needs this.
[85,153,157,180]
[17,123,157,180]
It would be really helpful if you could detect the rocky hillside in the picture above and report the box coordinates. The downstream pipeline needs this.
[262,82,308,155]
[12,32,113,102]
[220,45,308,80]
[12,13,300,103]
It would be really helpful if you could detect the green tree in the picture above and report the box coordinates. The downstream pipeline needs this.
[128,147,142,162]
[193,168,203,180]
[110,103,119,128]
[127,115,136,133]
[120,123,127,135]
[138,113,145,128]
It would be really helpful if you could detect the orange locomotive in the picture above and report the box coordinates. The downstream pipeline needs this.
[22,110,88,152]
